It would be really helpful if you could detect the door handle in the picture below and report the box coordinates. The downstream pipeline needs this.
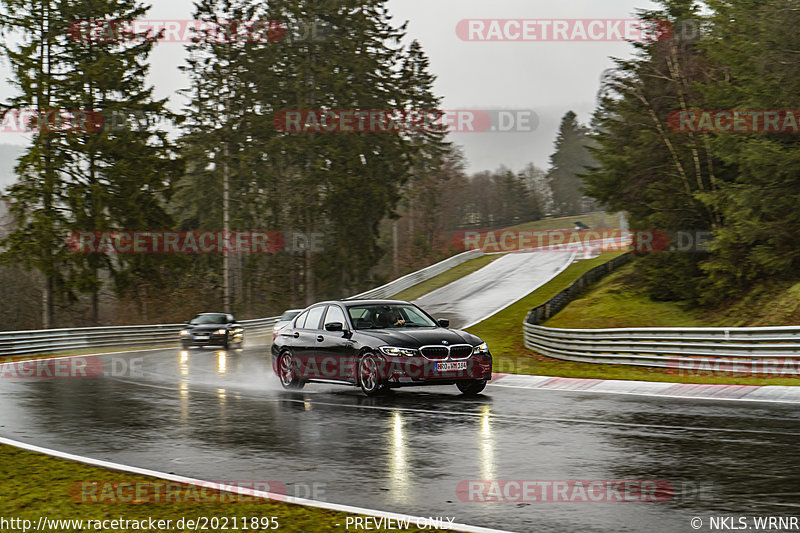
[293,332,300,338]
[317,335,324,342]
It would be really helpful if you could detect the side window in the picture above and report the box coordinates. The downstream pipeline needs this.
[324,305,347,327]
[294,310,309,329]
[303,306,326,330]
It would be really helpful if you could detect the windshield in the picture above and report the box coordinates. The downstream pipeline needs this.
[347,304,437,330]
[190,314,228,325]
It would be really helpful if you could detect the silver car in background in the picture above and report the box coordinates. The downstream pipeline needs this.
[272,309,304,335]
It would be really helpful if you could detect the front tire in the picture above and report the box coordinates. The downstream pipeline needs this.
[278,352,305,390]
[358,354,388,396]
[456,380,487,396]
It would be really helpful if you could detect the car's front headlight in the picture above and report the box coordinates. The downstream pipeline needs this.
[180,329,190,336]
[472,342,489,355]
[215,328,228,335]
[379,346,418,357]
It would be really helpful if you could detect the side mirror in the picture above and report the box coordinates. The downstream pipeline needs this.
[437,318,450,328]
[325,322,343,332]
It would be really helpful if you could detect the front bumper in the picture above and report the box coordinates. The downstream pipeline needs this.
[182,332,235,347]
[378,353,493,383]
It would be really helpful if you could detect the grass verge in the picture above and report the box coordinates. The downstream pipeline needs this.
[466,253,800,386]
[544,263,714,329]
[0,443,447,533]
[545,261,800,329]
[391,253,503,301]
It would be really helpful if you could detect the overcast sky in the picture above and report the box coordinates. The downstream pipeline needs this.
[0,0,659,173]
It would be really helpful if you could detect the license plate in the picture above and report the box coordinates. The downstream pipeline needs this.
[194,335,209,340]
[435,361,467,372]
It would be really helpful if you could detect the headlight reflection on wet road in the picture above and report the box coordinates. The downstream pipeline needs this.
[479,404,496,481]
[217,351,227,374]
[388,410,409,503]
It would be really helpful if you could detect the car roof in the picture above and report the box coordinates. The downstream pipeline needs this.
[319,299,412,306]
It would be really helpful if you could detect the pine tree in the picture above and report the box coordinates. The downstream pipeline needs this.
[1,0,73,328]
[546,111,597,216]
[1,0,183,325]
[178,0,451,307]
[178,0,272,313]
[58,0,183,323]
[386,39,450,278]
[697,0,800,301]
[583,0,723,303]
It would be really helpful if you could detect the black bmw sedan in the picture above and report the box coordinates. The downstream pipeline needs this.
[271,299,492,396]
[180,312,244,349]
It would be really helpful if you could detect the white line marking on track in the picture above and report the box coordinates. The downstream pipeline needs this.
[0,436,515,533]
[489,380,800,405]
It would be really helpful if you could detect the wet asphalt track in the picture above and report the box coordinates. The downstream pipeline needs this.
[2,344,800,533]
[413,252,574,328]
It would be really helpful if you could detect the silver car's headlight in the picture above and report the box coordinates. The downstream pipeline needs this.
[472,342,489,355]
[379,346,418,357]
[180,329,190,336]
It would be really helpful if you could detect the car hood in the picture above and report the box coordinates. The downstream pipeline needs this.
[187,324,227,332]
[356,327,481,348]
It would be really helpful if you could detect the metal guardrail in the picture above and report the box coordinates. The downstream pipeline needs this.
[0,249,481,357]
[347,249,485,300]
[521,252,800,373]
[523,323,800,373]
[239,317,280,337]
[0,317,278,358]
